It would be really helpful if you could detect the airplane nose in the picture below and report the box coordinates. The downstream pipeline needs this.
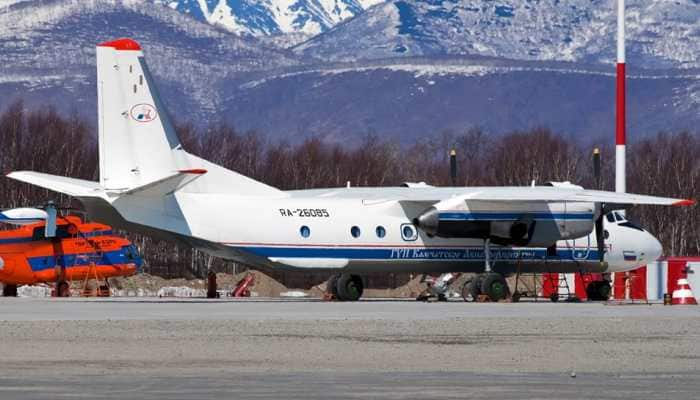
[645,233,663,263]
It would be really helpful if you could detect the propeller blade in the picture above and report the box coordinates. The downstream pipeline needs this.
[44,202,57,238]
[595,214,605,262]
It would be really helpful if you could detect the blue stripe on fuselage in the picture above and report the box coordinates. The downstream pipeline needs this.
[238,246,599,262]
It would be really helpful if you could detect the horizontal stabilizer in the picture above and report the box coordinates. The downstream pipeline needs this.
[6,171,102,197]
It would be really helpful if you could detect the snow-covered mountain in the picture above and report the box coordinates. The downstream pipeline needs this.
[0,0,299,116]
[0,0,698,145]
[152,0,384,38]
[296,0,700,69]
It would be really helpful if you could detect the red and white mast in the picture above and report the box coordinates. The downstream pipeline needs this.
[615,0,626,194]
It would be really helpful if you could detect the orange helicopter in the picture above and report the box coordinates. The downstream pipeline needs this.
[0,205,142,296]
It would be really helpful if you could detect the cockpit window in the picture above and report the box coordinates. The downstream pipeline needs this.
[619,221,645,232]
[606,213,615,223]
[613,212,626,222]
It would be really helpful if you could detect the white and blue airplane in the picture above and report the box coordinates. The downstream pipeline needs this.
[7,39,695,301]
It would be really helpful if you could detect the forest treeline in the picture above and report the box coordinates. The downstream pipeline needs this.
[0,102,698,278]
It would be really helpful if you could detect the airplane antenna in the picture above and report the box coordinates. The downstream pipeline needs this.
[615,0,626,198]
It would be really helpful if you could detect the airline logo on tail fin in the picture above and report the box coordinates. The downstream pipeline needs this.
[130,103,158,123]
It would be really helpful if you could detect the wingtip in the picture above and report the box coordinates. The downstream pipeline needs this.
[97,38,142,51]
[673,199,697,207]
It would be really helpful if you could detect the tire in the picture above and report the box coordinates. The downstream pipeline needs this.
[472,274,485,300]
[58,281,70,297]
[481,273,509,301]
[326,274,340,297]
[336,274,364,301]
[2,284,17,297]
[461,278,481,302]
[586,281,611,301]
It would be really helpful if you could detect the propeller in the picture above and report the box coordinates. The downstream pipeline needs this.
[595,213,605,262]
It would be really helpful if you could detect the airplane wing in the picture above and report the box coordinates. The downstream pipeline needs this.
[446,188,694,207]
[384,186,695,209]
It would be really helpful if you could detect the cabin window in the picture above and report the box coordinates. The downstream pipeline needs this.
[129,65,133,73]
[375,226,386,238]
[350,226,361,238]
[133,84,137,94]
[139,75,143,85]
[401,224,417,241]
[300,226,310,238]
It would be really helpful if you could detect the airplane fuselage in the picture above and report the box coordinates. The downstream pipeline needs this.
[97,187,661,276]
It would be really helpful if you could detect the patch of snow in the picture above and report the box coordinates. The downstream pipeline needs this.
[17,285,52,298]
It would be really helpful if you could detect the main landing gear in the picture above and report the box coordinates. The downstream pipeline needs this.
[462,273,509,302]
[585,279,611,301]
[461,239,510,302]
[2,284,18,297]
[326,273,364,301]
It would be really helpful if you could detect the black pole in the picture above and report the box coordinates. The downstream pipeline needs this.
[593,148,601,190]
[449,148,457,186]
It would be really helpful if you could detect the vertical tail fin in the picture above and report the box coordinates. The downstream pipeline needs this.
[96,38,280,197]
[97,38,180,190]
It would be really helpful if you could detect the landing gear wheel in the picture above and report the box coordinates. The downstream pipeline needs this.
[481,273,509,301]
[336,274,364,302]
[57,281,70,297]
[471,274,485,300]
[461,277,481,302]
[586,281,611,301]
[326,274,340,297]
[2,284,17,297]
[549,293,559,302]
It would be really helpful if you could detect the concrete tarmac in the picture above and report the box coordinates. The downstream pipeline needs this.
[0,298,698,399]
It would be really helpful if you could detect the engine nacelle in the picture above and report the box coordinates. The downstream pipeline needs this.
[414,203,595,247]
